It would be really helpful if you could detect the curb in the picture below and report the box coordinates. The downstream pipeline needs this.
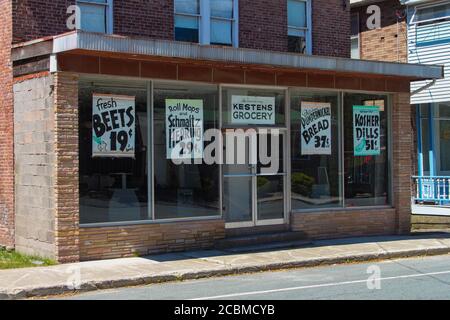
[1,246,450,299]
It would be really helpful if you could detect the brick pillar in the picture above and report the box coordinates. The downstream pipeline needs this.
[53,72,80,263]
[392,92,412,234]
[0,0,14,249]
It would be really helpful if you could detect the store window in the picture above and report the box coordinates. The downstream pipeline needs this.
[153,83,220,219]
[343,93,389,207]
[290,91,342,209]
[79,81,149,224]
[287,0,311,54]
[222,87,286,127]
[77,0,113,34]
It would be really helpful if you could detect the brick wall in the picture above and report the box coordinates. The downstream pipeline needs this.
[79,220,226,261]
[12,0,75,43]
[239,0,287,52]
[113,0,173,40]
[291,208,397,239]
[353,0,407,62]
[392,92,412,233]
[0,0,14,249]
[312,0,351,58]
[53,72,80,263]
[11,0,350,58]
[14,75,56,258]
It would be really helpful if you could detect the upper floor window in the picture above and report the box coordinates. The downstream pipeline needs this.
[412,3,450,47]
[287,0,311,54]
[413,3,450,25]
[175,0,238,47]
[351,12,360,59]
[77,0,113,34]
[175,0,200,43]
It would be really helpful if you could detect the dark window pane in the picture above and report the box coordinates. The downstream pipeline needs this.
[288,35,306,53]
[175,27,199,42]
[79,81,149,224]
[351,13,359,36]
[153,83,220,219]
[290,91,342,209]
[257,175,284,220]
[343,93,389,207]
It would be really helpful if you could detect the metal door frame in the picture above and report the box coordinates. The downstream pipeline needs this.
[223,130,288,229]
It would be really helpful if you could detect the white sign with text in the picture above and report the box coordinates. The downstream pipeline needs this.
[231,95,276,125]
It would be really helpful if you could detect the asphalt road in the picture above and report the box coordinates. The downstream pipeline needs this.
[61,254,450,300]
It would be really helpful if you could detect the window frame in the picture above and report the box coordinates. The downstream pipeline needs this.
[174,0,239,47]
[411,1,450,26]
[290,89,393,213]
[350,12,360,59]
[174,0,202,43]
[77,0,114,34]
[287,0,312,55]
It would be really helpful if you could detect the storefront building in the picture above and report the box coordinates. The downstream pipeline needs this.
[0,1,444,263]
[3,31,440,262]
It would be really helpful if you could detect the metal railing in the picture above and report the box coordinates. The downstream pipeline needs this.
[412,176,450,205]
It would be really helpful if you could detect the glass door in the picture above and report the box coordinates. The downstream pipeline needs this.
[223,130,286,228]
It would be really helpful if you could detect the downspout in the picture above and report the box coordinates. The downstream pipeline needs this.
[411,79,436,96]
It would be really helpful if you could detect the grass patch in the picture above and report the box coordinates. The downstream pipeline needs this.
[0,249,56,270]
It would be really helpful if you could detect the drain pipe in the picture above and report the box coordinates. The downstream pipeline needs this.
[411,79,436,96]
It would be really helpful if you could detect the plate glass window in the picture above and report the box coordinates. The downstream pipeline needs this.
[290,91,342,209]
[153,83,220,219]
[79,80,149,224]
[343,94,389,207]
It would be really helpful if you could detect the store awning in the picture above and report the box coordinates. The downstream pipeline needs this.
[12,31,444,82]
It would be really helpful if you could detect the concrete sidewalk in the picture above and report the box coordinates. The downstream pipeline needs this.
[1,233,450,299]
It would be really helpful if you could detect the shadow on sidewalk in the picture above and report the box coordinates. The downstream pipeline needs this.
[143,231,450,263]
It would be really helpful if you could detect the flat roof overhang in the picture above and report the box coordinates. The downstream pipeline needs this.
[12,31,444,84]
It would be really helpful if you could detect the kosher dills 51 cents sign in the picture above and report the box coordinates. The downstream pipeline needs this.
[231,95,276,125]
[92,94,136,158]
[353,105,381,156]
[166,99,204,160]
[300,102,332,155]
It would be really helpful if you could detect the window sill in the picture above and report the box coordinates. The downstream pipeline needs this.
[291,205,395,214]
[79,215,223,229]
